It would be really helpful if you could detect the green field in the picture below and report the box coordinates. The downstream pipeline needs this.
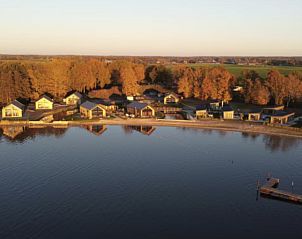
[188,64,302,78]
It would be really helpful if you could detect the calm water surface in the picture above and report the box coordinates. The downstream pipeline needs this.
[0,125,302,239]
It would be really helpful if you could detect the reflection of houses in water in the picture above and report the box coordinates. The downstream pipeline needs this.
[0,126,68,143]
[1,126,25,139]
[82,125,107,136]
[124,125,156,136]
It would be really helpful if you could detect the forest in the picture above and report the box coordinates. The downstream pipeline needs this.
[0,57,301,107]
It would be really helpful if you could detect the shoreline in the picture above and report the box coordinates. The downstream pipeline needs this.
[1,119,302,138]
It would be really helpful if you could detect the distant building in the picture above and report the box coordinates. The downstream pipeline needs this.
[35,95,54,110]
[132,95,158,104]
[233,86,243,92]
[246,111,262,121]
[127,96,135,101]
[222,105,234,119]
[94,99,117,113]
[80,101,106,119]
[208,100,221,111]
[268,112,295,124]
[64,92,83,106]
[195,105,208,119]
[2,100,25,118]
[260,105,295,124]
[164,93,181,105]
[127,101,155,118]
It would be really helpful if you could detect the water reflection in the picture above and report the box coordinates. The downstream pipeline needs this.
[122,126,156,136]
[241,132,261,142]
[0,125,301,152]
[262,135,301,152]
[241,132,301,152]
[82,125,107,136]
[0,126,68,144]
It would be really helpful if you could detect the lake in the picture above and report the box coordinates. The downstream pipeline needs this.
[0,125,302,239]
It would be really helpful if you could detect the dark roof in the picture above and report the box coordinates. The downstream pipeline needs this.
[263,105,284,110]
[92,99,115,106]
[38,95,53,102]
[196,105,207,111]
[10,100,25,110]
[271,111,295,117]
[65,91,83,99]
[196,99,220,107]
[80,101,97,110]
[208,99,220,104]
[244,109,262,114]
[127,101,149,110]
[222,105,234,112]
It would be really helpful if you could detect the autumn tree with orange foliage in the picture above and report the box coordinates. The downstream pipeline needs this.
[175,66,195,98]
[200,67,234,102]
[119,64,140,96]
[174,66,234,101]
[244,79,270,105]
[266,70,288,105]
[0,59,145,103]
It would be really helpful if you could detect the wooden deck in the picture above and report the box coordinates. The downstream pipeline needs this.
[260,178,302,203]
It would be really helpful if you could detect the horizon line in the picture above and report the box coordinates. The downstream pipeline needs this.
[1,54,302,58]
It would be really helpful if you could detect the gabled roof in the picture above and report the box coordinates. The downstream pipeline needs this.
[222,105,234,112]
[197,99,220,107]
[127,101,149,110]
[38,95,53,102]
[80,101,97,110]
[165,92,180,99]
[65,91,83,99]
[8,100,25,110]
[93,99,115,106]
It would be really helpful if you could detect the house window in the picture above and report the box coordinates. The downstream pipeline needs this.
[5,109,12,117]
[13,110,19,116]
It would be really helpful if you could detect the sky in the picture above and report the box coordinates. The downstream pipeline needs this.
[0,0,301,56]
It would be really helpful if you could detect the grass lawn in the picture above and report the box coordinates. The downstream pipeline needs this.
[187,64,302,78]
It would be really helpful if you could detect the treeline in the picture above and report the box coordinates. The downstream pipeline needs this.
[240,69,302,106]
[1,55,302,66]
[146,65,302,106]
[0,58,302,106]
[0,59,144,103]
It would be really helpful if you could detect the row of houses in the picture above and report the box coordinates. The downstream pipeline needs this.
[2,95,54,119]
[241,105,295,124]
[1,90,297,125]
[195,101,296,124]
[1,93,82,119]
[195,100,235,120]
[1,91,181,119]
[79,92,181,119]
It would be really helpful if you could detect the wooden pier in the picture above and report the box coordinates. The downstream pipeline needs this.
[260,178,302,204]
